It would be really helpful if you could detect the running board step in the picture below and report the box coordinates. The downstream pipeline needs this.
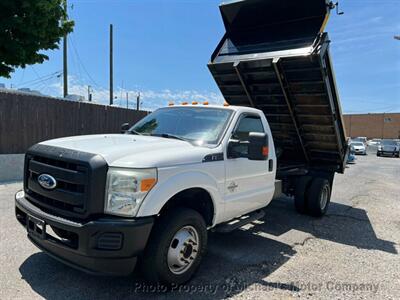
[213,210,265,233]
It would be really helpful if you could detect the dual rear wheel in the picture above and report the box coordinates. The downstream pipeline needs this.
[295,176,331,217]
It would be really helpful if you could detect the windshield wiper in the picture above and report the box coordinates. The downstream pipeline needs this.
[150,133,189,142]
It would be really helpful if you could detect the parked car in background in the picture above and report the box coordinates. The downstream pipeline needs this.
[351,141,367,155]
[377,140,400,157]
[352,137,367,146]
[367,138,381,146]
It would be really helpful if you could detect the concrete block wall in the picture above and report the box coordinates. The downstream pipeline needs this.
[0,154,24,182]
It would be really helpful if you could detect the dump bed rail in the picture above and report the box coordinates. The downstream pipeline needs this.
[208,0,347,173]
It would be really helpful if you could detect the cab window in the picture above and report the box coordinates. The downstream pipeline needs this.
[231,115,265,157]
[233,115,265,141]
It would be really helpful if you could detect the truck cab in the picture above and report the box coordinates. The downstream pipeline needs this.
[15,104,280,284]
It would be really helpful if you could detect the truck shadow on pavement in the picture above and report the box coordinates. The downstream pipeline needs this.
[19,197,397,300]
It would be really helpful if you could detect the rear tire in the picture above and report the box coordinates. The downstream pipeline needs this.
[294,176,311,214]
[306,178,331,217]
[140,208,207,285]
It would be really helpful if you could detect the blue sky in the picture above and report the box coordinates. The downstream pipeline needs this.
[1,0,399,112]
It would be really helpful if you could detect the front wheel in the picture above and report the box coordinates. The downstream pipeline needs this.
[140,208,207,285]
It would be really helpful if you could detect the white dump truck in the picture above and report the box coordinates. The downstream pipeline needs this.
[15,0,347,285]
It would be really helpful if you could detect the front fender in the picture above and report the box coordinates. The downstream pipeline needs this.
[136,169,223,226]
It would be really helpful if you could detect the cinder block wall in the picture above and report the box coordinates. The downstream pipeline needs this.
[0,154,24,182]
[343,113,400,139]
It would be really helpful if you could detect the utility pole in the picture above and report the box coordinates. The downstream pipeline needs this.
[136,92,140,111]
[126,92,129,109]
[109,24,113,105]
[63,0,68,98]
[87,85,92,102]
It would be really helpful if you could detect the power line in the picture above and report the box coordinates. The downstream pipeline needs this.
[17,68,25,86]
[17,71,62,87]
[68,36,84,82]
[31,66,53,95]
[69,35,100,88]
[30,67,47,93]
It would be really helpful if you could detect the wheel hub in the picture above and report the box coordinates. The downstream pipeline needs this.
[320,185,329,209]
[167,225,199,275]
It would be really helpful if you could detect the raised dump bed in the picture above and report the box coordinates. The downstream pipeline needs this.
[208,0,348,174]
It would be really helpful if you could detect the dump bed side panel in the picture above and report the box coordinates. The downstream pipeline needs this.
[209,0,347,173]
[209,35,347,173]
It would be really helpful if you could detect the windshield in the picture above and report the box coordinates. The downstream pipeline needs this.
[130,107,233,145]
[381,140,396,146]
[352,142,364,146]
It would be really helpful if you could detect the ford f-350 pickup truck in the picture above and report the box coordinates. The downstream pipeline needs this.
[15,0,347,285]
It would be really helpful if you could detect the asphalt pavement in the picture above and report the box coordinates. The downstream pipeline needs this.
[0,152,399,299]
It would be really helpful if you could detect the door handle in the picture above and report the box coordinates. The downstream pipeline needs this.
[268,159,273,172]
[227,181,238,192]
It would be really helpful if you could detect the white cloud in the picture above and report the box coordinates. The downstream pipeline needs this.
[48,76,224,111]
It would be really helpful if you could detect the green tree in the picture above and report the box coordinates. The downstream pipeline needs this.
[0,0,74,78]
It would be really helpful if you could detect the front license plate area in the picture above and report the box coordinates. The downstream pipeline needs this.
[27,215,46,239]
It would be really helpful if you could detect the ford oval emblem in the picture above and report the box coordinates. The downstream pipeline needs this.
[38,174,57,190]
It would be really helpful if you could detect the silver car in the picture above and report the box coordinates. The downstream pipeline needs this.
[351,142,367,155]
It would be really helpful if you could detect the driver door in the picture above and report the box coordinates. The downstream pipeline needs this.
[224,114,274,220]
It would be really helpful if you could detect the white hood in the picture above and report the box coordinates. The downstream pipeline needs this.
[40,134,213,168]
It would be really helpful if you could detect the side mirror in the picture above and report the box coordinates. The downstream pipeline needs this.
[227,140,241,159]
[121,123,130,133]
[248,132,268,160]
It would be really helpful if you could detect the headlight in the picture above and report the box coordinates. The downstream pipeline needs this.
[105,168,157,217]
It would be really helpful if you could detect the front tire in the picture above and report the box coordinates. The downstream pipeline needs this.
[306,178,331,217]
[140,208,207,285]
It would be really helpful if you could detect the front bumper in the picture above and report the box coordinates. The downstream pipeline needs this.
[15,191,154,276]
[353,149,366,155]
[377,150,399,156]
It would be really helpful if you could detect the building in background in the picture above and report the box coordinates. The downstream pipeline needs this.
[343,113,400,139]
